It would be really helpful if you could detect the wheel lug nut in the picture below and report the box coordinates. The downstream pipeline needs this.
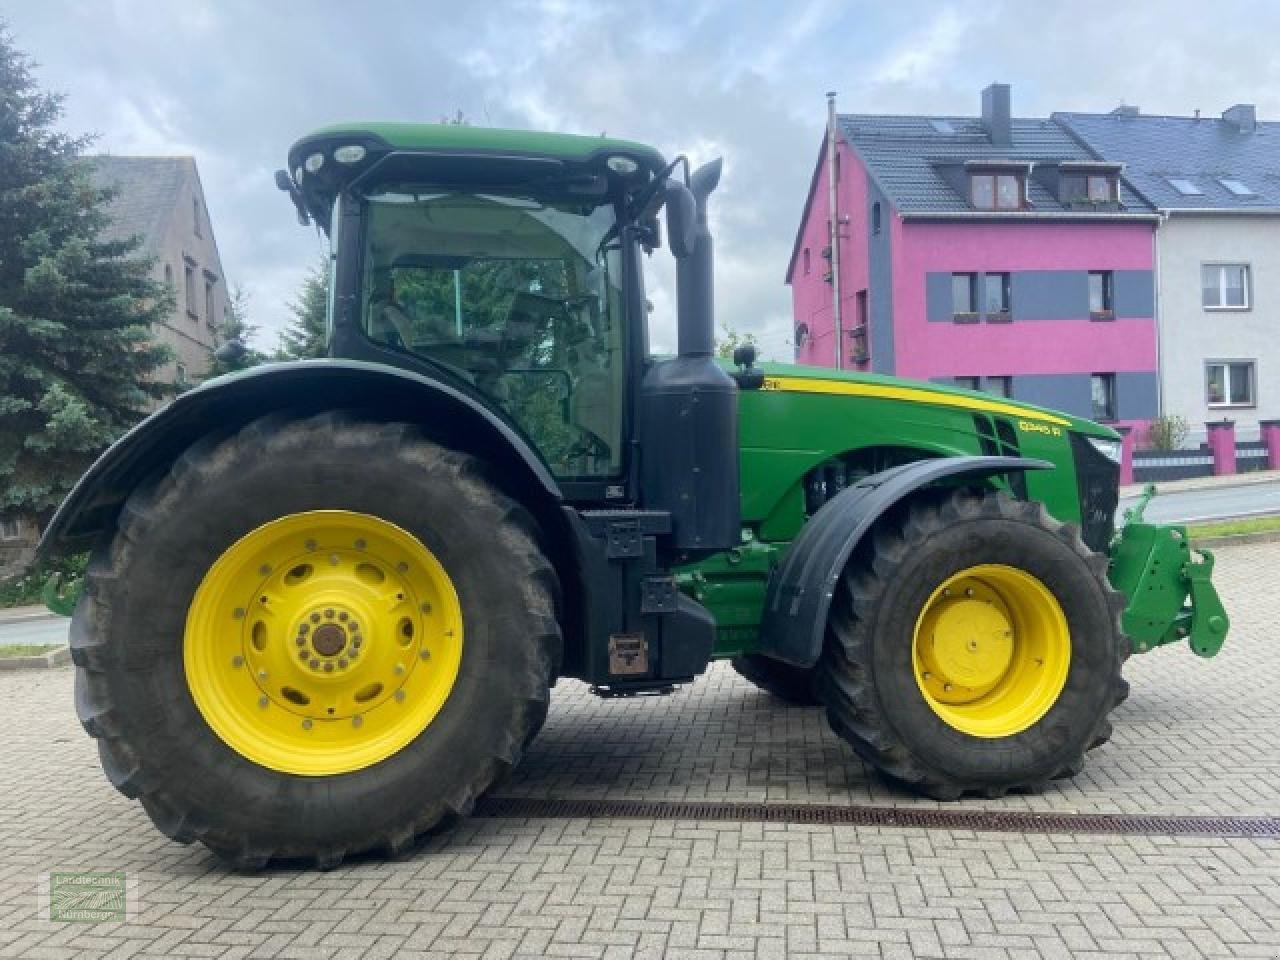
[395,690,406,703]
[259,564,272,576]
[299,650,309,660]
[352,636,362,648]
[965,588,974,597]
[310,613,321,623]
[338,658,348,669]
[258,696,269,708]
[305,539,317,552]
[257,670,268,681]
[323,662,334,672]
[302,719,313,730]
[354,539,366,550]
[231,655,244,668]
[349,649,359,660]
[397,562,408,573]
[233,607,246,620]
[349,623,359,633]
[338,611,349,622]
[944,683,953,692]
[299,624,309,635]
[420,602,432,614]
[352,716,363,728]
[295,636,306,647]
[394,664,405,676]
[420,650,430,661]
[310,658,320,669]
[325,608,335,619]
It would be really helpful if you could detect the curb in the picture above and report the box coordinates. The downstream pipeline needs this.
[1191,530,1280,549]
[0,646,71,671]
[0,611,64,626]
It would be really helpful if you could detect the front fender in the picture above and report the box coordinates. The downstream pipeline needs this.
[38,359,562,560]
[757,455,1051,667]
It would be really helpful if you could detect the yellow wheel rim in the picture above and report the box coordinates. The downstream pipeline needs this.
[183,510,464,775]
[912,564,1070,738]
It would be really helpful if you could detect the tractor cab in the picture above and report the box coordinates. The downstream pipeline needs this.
[281,125,714,491]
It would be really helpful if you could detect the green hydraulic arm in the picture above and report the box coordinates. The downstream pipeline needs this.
[1107,485,1230,658]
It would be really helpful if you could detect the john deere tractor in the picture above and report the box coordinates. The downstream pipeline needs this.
[40,124,1229,869]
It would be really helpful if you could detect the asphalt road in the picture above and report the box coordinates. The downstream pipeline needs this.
[0,616,69,646]
[1119,479,1280,524]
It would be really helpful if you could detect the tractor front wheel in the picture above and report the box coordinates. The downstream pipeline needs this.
[816,489,1127,800]
[72,413,560,868]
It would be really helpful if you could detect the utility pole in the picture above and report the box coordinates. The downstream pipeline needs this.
[826,91,843,369]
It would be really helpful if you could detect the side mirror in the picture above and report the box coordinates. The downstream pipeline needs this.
[214,339,247,365]
[664,180,698,259]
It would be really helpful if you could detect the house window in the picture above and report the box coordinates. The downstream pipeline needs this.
[0,516,21,540]
[803,248,811,276]
[1201,263,1250,309]
[982,273,1011,318]
[1088,271,1114,318]
[971,173,1023,210]
[175,362,188,386]
[1091,373,1116,421]
[986,376,1013,398]
[163,263,173,288]
[954,376,982,391]
[1218,179,1254,197]
[1167,178,1202,196]
[184,263,198,318]
[193,196,202,237]
[794,323,810,351]
[1206,361,1255,407]
[951,273,977,318]
[871,201,882,234]
[852,290,869,364]
[205,280,215,325]
[1087,175,1116,203]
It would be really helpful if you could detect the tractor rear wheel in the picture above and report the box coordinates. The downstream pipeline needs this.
[816,489,1127,800]
[72,413,560,869]
[731,654,820,705]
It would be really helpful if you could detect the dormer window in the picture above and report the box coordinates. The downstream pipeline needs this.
[1087,174,1117,202]
[971,172,1023,210]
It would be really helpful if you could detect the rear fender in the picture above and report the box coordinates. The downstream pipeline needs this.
[757,456,1052,667]
[37,359,562,560]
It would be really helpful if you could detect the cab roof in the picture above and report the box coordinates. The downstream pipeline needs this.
[283,123,667,230]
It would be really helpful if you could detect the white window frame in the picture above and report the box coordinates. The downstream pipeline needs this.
[0,516,21,540]
[1202,262,1251,310]
[1205,360,1256,408]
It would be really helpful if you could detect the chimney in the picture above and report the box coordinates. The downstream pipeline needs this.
[1222,103,1257,133]
[1110,104,1140,117]
[981,83,1012,146]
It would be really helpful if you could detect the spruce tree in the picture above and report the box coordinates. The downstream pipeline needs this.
[0,25,171,521]
[276,262,329,360]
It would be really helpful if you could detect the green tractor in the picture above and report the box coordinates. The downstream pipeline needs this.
[41,124,1228,869]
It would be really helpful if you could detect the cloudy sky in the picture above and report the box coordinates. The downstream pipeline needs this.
[5,0,1279,356]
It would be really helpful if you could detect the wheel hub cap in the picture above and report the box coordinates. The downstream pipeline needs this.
[912,564,1071,738]
[184,510,464,775]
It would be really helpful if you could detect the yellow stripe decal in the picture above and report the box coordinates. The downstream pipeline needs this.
[760,376,1072,427]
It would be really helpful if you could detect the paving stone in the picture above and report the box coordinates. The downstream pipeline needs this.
[0,543,1277,958]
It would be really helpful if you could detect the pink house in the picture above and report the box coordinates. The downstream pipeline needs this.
[787,84,1160,430]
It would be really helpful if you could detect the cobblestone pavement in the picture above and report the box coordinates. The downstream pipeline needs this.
[0,542,1276,959]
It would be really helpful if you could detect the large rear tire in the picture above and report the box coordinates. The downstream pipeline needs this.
[72,413,561,869]
[816,489,1127,800]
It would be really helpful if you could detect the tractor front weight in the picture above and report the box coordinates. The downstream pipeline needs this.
[1107,486,1230,658]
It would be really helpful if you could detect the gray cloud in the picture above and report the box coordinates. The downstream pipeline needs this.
[4,0,1279,357]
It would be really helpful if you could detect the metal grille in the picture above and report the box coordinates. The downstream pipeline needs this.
[476,797,1280,839]
[1070,432,1119,552]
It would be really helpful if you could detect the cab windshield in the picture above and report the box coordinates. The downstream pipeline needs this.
[361,188,625,479]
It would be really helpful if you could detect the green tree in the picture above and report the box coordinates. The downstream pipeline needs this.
[205,284,267,377]
[715,323,758,361]
[276,263,329,360]
[0,25,171,521]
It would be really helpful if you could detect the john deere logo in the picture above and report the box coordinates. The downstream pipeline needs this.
[48,872,126,923]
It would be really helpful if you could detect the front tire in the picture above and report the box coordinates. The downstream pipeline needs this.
[816,489,1127,800]
[72,413,561,868]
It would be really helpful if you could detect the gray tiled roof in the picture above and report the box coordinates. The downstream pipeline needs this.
[1053,111,1280,210]
[84,156,192,252]
[838,114,1153,214]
